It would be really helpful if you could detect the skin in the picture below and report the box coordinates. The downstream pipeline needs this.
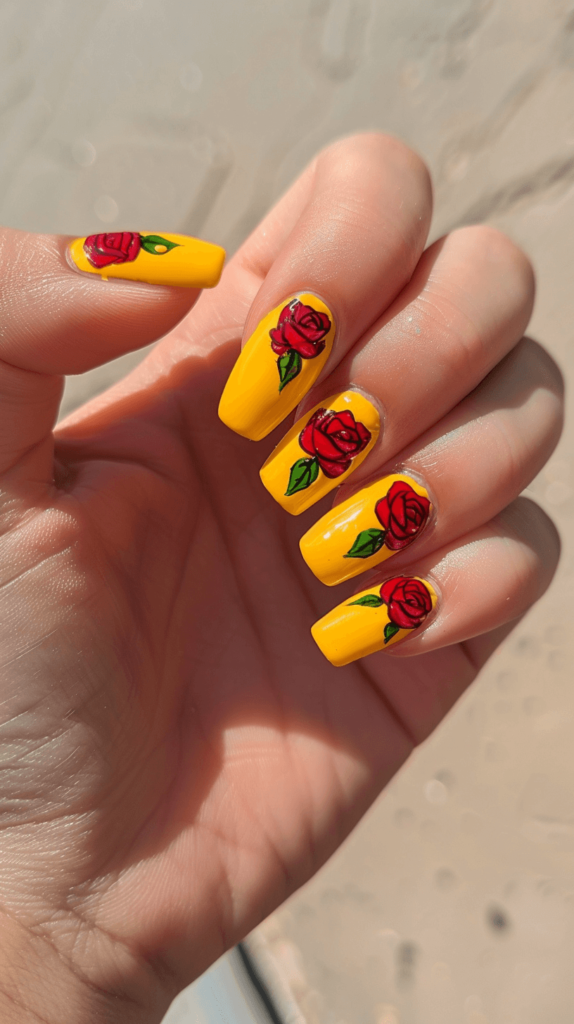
[0,134,563,1022]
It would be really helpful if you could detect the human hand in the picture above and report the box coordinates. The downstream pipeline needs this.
[0,135,562,1022]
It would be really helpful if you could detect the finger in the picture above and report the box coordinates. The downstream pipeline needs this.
[259,225,534,515]
[299,337,563,584]
[218,133,432,440]
[0,227,224,480]
[0,228,224,375]
[311,497,559,666]
[462,618,523,670]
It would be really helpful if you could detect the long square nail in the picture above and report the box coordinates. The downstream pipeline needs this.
[259,390,379,515]
[311,575,437,666]
[218,293,335,440]
[67,232,225,288]
[300,474,432,585]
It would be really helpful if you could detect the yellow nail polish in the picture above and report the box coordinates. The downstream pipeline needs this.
[311,575,437,667]
[67,231,225,288]
[259,390,379,515]
[300,474,432,586]
[218,293,336,441]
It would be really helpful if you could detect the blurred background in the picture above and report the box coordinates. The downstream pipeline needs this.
[2,1,574,1021]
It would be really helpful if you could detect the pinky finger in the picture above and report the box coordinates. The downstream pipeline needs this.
[311,498,560,666]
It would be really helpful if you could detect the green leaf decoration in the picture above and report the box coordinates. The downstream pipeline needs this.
[278,350,302,392]
[384,622,401,644]
[344,528,386,559]
[348,593,384,608]
[140,234,181,255]
[285,457,319,496]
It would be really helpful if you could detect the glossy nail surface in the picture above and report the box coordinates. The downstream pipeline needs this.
[260,390,379,515]
[67,231,225,288]
[311,575,437,666]
[218,294,335,441]
[300,474,432,586]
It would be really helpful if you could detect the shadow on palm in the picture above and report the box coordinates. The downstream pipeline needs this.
[43,339,414,909]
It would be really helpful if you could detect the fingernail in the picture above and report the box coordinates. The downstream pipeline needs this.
[259,390,379,515]
[311,575,437,666]
[67,231,225,288]
[218,293,335,441]
[300,474,432,586]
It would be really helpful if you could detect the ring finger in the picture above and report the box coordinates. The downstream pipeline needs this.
[311,497,559,666]
[299,336,563,585]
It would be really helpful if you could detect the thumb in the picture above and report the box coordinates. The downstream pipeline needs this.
[0,227,225,478]
[0,228,225,374]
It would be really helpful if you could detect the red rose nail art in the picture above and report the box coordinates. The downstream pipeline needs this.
[349,575,433,644]
[286,407,371,496]
[345,480,431,560]
[83,232,180,269]
[270,300,331,392]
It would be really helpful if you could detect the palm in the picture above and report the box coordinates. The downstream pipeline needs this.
[0,258,477,996]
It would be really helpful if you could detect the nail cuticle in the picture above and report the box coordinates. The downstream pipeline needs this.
[333,462,429,509]
[297,384,385,441]
[67,231,225,288]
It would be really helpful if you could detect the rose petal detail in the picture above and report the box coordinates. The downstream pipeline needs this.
[299,406,371,478]
[270,327,290,356]
[380,576,433,631]
[281,321,321,358]
[270,300,331,364]
[317,457,352,478]
[84,231,141,268]
[375,481,431,552]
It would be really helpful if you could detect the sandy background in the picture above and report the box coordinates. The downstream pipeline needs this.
[1,2,574,1021]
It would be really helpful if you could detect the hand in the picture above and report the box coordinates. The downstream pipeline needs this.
[0,134,562,1022]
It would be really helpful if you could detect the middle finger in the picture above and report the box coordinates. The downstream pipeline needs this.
[259,225,534,515]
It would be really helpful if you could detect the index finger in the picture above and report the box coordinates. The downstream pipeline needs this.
[218,133,432,440]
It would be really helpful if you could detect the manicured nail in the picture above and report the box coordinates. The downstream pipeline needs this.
[300,474,432,586]
[67,231,225,288]
[218,293,336,441]
[259,390,379,515]
[311,575,437,666]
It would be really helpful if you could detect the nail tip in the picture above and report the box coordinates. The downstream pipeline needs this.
[218,385,278,441]
[218,407,260,441]
[299,553,339,586]
[310,628,348,667]
[259,470,303,513]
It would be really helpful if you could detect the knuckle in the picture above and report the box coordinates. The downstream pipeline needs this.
[309,134,432,269]
[451,224,535,308]
[496,496,561,588]
[317,132,432,212]
[518,337,565,400]
[321,131,427,172]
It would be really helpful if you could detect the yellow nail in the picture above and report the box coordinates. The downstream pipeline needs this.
[300,474,432,586]
[218,294,336,441]
[311,576,437,667]
[67,231,225,288]
[259,390,379,515]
